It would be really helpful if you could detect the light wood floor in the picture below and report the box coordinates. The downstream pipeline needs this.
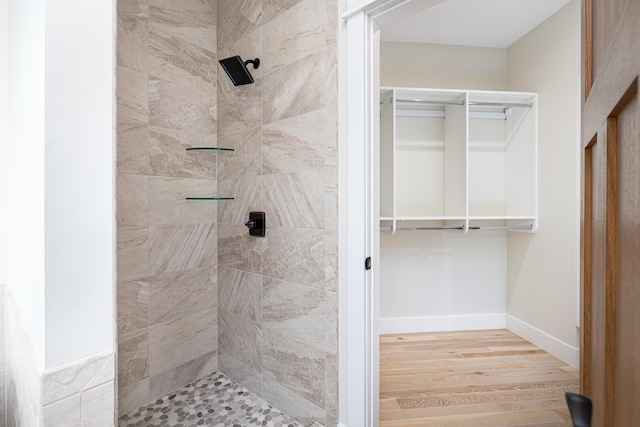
[380,329,579,427]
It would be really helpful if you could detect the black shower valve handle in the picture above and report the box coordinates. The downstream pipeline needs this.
[245,211,266,237]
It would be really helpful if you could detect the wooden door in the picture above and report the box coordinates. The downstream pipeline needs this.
[581,0,640,426]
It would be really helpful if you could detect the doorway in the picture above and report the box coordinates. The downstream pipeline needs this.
[342,1,581,425]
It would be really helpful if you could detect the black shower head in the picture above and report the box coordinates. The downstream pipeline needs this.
[219,55,260,86]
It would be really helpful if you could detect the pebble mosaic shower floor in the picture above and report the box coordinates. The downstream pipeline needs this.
[118,372,303,427]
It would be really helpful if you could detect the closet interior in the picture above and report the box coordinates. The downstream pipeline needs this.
[376,0,580,366]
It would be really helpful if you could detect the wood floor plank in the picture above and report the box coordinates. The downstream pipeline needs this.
[380,329,578,426]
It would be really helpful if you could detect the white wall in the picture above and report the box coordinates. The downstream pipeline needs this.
[380,42,508,90]
[506,0,580,351]
[7,0,47,366]
[43,0,115,368]
[0,0,8,287]
[5,0,115,370]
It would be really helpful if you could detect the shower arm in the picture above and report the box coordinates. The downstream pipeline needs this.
[244,58,260,69]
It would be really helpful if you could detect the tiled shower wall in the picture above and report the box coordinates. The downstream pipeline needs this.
[116,0,220,415]
[216,1,339,426]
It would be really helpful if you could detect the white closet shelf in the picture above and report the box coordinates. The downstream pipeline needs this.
[380,86,538,236]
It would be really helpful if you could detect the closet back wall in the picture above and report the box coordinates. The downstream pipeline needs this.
[379,42,511,333]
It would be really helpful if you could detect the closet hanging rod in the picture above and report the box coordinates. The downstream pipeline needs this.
[380,98,463,106]
[468,225,533,231]
[469,101,533,108]
[380,225,533,232]
[380,226,465,232]
[380,98,532,108]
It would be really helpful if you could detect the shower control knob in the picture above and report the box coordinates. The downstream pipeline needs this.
[245,212,266,237]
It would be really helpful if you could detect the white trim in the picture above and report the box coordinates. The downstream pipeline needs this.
[343,1,447,426]
[345,10,376,427]
[507,315,579,368]
[379,314,507,335]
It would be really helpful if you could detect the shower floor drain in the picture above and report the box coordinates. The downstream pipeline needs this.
[118,371,302,427]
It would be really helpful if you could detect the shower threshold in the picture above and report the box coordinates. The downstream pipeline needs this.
[118,371,302,427]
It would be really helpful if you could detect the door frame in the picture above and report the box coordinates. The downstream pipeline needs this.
[341,1,443,425]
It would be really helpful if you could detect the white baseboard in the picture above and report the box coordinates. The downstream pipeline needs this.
[379,313,506,335]
[506,315,579,368]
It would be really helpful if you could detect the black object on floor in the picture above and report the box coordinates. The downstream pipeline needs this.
[565,391,592,427]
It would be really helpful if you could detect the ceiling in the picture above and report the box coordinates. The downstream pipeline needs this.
[380,0,572,48]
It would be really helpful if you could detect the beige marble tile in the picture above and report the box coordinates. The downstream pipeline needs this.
[117,378,150,417]
[218,311,261,372]
[149,28,216,84]
[117,0,148,72]
[149,351,217,399]
[117,119,151,175]
[217,127,261,182]
[262,328,325,408]
[217,223,263,273]
[148,223,217,275]
[218,351,262,396]
[263,0,324,73]
[117,227,149,282]
[217,78,261,140]
[218,267,261,323]
[82,382,115,427]
[262,109,325,176]
[149,266,216,324]
[217,176,261,225]
[324,43,339,159]
[263,277,336,353]
[263,172,324,228]
[326,413,338,427]
[262,51,324,125]
[117,66,148,124]
[324,162,338,234]
[147,176,217,225]
[85,354,116,392]
[325,352,338,415]
[148,308,217,374]
[325,0,338,46]
[262,0,299,24]
[119,0,149,16]
[149,0,216,53]
[149,127,217,179]
[148,75,216,140]
[117,280,149,336]
[117,174,148,228]
[42,351,115,405]
[41,394,81,427]
[262,227,326,288]
[118,329,149,389]
[262,376,326,427]
[217,0,262,47]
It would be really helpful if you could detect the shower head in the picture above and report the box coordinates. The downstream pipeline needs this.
[219,55,260,86]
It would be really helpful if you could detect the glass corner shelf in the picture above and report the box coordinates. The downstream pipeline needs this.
[186,147,234,152]
[185,197,234,201]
